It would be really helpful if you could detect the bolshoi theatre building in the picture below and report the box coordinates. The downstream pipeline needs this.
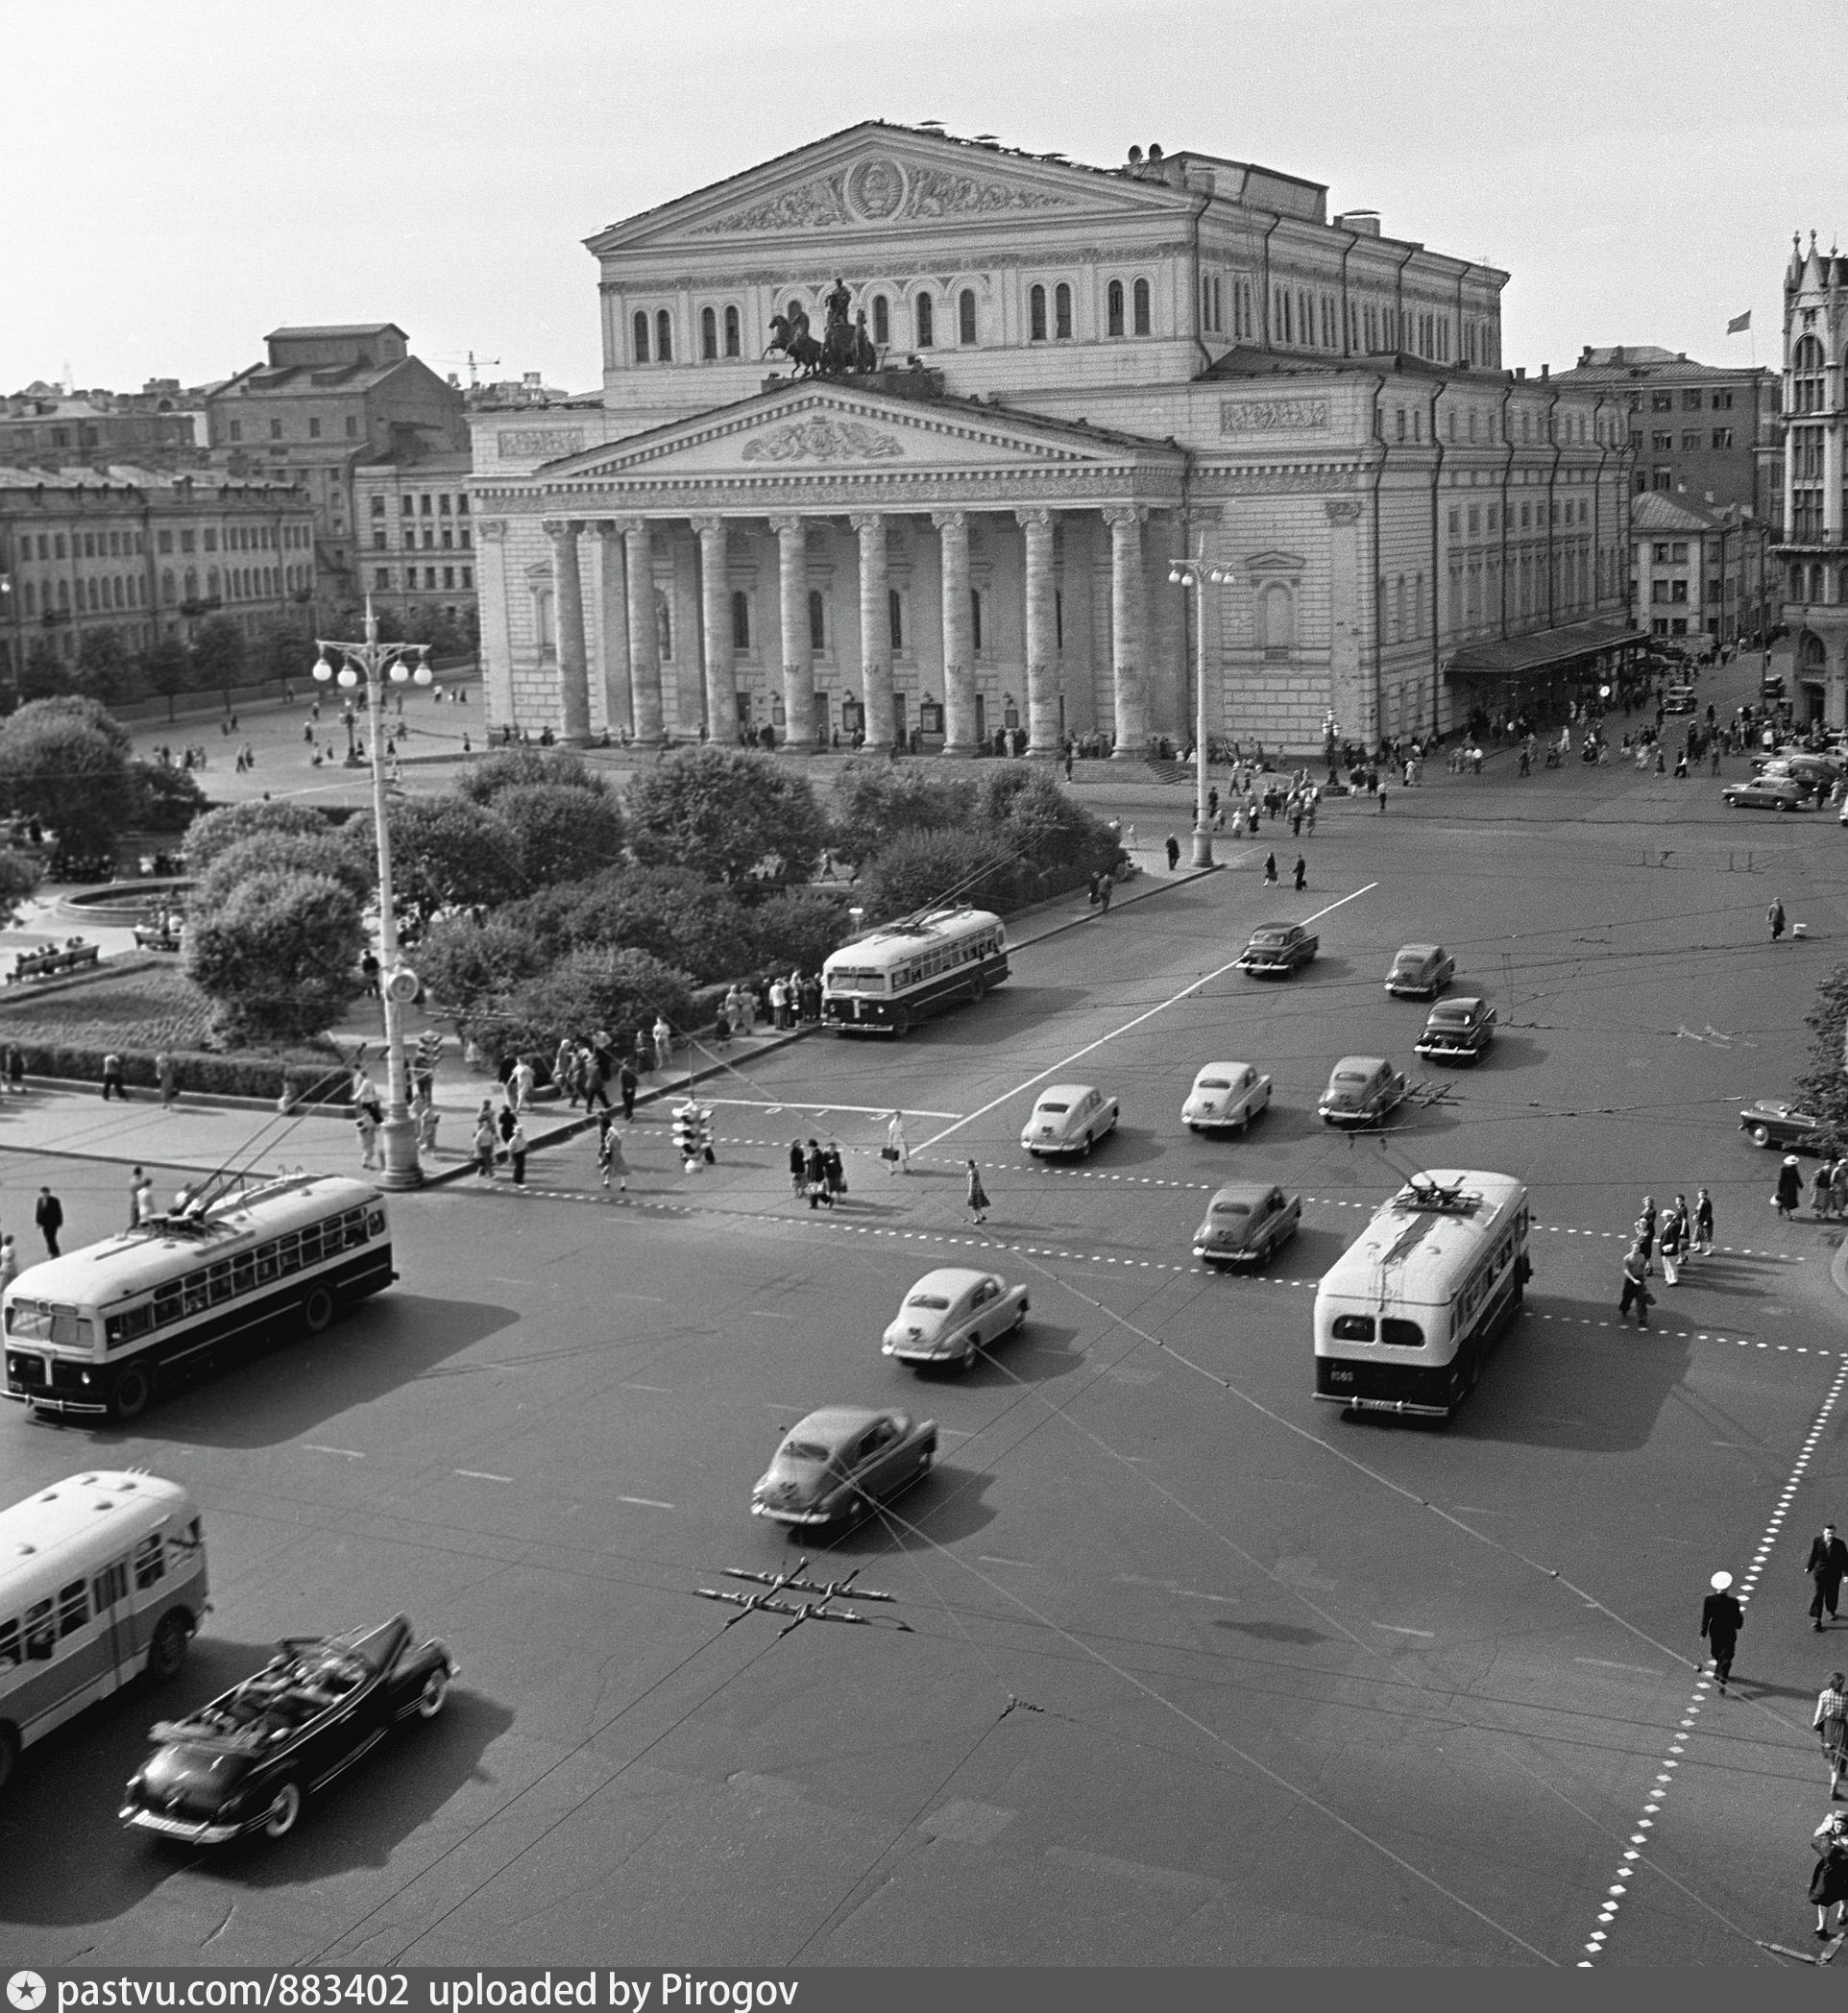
[472,123,1639,757]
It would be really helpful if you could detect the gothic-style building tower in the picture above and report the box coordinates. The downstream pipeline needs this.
[1776,232,1848,725]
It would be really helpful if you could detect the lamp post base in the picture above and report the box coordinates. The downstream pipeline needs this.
[1190,823,1215,869]
[375,1115,424,1191]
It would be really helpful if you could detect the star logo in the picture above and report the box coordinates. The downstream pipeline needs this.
[8,1975,48,2012]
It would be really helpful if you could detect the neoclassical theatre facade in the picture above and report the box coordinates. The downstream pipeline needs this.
[473,123,1636,754]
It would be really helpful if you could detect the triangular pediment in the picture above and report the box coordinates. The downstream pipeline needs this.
[587,123,1190,254]
[531,384,1176,483]
[1246,549,1306,572]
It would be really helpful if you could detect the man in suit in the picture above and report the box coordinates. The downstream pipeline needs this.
[1808,1524,1848,1631]
[1702,1570,1744,1693]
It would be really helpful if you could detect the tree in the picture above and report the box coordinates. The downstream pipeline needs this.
[527,865,757,983]
[17,639,72,704]
[251,617,312,684]
[73,628,138,707]
[468,947,695,1071]
[184,868,365,1045]
[0,851,40,926]
[745,886,851,973]
[191,830,373,912]
[11,693,133,757]
[852,829,1021,923]
[455,746,609,806]
[0,704,138,860]
[415,910,553,1014]
[1796,961,1848,1149]
[342,794,525,927]
[627,746,827,887]
[190,616,247,697]
[184,798,329,872]
[981,765,1120,881]
[138,637,195,721]
[830,761,978,861]
[490,782,627,889]
[132,761,207,834]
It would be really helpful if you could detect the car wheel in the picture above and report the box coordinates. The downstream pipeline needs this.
[0,1724,17,1796]
[1079,1131,1093,1158]
[1751,1124,1772,1148]
[147,1612,189,1683]
[1779,800,1791,812]
[110,1364,152,1422]
[415,1669,450,1719]
[261,1782,303,1839]
[303,1286,335,1335]
[1012,1302,1029,1332]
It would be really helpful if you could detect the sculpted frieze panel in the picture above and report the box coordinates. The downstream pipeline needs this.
[740,417,905,464]
[498,428,588,459]
[1219,398,1331,436]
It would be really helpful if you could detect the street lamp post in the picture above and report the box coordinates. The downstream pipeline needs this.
[312,595,431,1191]
[1168,548,1228,868]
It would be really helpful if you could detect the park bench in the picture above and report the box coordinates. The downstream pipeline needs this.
[7,942,101,983]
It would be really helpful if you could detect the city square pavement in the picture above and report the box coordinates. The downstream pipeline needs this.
[5,652,1848,1969]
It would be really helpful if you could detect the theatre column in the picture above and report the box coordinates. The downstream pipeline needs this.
[586,521,631,738]
[1016,507,1058,757]
[1104,504,1151,758]
[851,513,892,747]
[544,519,592,745]
[769,515,815,751]
[934,510,976,754]
[623,518,664,746]
[691,517,734,744]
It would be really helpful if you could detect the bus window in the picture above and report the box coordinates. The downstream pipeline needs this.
[207,1262,233,1304]
[343,1209,369,1249]
[254,1241,279,1284]
[1331,1314,1374,1342]
[93,1562,127,1611]
[106,1304,154,1349]
[1381,1318,1424,1347]
[23,1600,53,1661]
[152,1284,182,1327]
[133,1534,164,1589]
[56,1579,86,1637]
[232,1253,255,1292]
[0,1618,18,1669]
[182,1272,209,1318]
[277,1234,302,1274]
[300,1225,325,1265]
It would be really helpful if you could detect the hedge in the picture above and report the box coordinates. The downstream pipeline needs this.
[10,1040,353,1106]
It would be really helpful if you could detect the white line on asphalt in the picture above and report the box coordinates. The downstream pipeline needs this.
[914,881,1379,1152]
[303,1444,365,1459]
[1373,1624,1436,1637]
[701,1099,963,1119]
[617,1495,675,1510]
[622,1383,673,1394]
[977,1555,1036,1568]
[454,1468,514,1483]
[747,1310,798,1321]
[1575,1659,1664,1675]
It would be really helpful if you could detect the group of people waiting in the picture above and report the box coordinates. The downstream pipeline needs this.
[1617,1190,1716,1327]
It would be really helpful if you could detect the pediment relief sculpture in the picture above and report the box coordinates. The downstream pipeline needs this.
[689,154,1079,237]
[1246,549,1306,573]
[741,416,905,464]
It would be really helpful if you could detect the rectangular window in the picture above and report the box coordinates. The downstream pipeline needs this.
[1712,427,1733,449]
[346,416,357,438]
[308,417,321,439]
[375,568,391,590]
[442,567,454,589]
[133,1534,165,1589]
[1652,431,1672,450]
[1682,431,1701,451]
[254,1241,278,1285]
[460,568,473,590]
[1651,391,1673,412]
[57,1579,87,1637]
[229,420,242,442]
[0,1618,18,1670]
[374,531,386,551]
[23,1600,54,1661]
[270,419,283,439]
[1682,388,1702,410]
[182,1271,208,1317]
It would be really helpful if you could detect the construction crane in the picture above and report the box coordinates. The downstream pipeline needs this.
[437,352,500,387]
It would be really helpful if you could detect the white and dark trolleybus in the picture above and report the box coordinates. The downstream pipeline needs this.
[823,905,1009,1036]
[3,1174,394,1422]
[0,1470,207,1791]
[1313,1169,1530,1419]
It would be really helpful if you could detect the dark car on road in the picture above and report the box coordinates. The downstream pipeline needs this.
[1738,1100,1828,1152]
[1237,922,1319,978]
[1721,777,1812,812]
[120,1616,455,1844]
[752,1406,936,1533]
[1385,943,1455,999]
[1415,995,1497,1063]
[1318,1055,1407,1129]
[1191,1180,1301,1268]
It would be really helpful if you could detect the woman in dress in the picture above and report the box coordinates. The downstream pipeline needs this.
[885,1110,910,1176]
[1777,1154,1804,1219]
[965,1158,990,1226]
[1812,1810,1848,1938]
[822,1142,847,1206]
[1815,1673,1848,1801]
[598,1121,628,1196]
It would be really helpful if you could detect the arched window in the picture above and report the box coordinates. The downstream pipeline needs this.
[654,310,672,362]
[871,294,888,347]
[656,591,672,662]
[808,588,825,653]
[632,311,649,363]
[1393,575,1405,643]
[915,293,935,348]
[1055,282,1073,339]
[1107,280,1126,336]
[700,306,717,360]
[723,305,741,357]
[1795,335,1825,413]
[969,588,984,653]
[1030,285,1047,342]
[888,587,904,652]
[206,568,220,599]
[731,591,750,651]
[1133,278,1152,335]
[959,288,977,346]
[1256,582,1294,657]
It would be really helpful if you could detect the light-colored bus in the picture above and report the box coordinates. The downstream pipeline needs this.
[823,905,1009,1036]
[1313,1169,1530,1419]
[3,1175,394,1422]
[0,1470,207,1790]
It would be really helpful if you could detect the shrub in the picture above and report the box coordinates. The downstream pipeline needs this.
[184,868,366,1045]
[184,798,331,870]
[852,829,1024,922]
[415,911,555,1012]
[830,761,978,861]
[513,865,754,983]
[491,782,627,888]
[133,761,207,834]
[455,747,610,806]
[0,703,138,859]
[627,746,827,887]
[1796,961,1848,1150]
[191,831,373,911]
[467,947,695,1069]
[8,1040,347,1104]
[339,793,525,926]
[744,885,853,972]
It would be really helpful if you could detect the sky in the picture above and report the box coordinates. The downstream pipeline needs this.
[8,0,1843,399]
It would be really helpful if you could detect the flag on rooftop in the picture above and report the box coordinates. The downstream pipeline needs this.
[1727,310,1752,334]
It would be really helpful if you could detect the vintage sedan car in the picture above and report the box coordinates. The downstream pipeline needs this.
[119,1616,454,1845]
[1021,1082,1119,1156]
[1192,1180,1301,1268]
[1415,995,1497,1063]
[882,1268,1029,1370]
[1721,777,1813,812]
[1738,1100,1827,1152]
[751,1406,936,1531]
[1318,1055,1408,1129]
[1237,922,1319,978]
[1385,943,1455,999]
[1181,1062,1272,1134]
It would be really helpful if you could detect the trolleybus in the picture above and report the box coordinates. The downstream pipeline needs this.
[3,1175,394,1421]
[0,1470,207,1791]
[1313,1169,1529,1419]
[823,905,1009,1035]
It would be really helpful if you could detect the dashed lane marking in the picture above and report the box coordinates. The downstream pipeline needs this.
[454,1469,514,1483]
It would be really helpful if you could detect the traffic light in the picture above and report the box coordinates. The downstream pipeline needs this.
[670,1104,699,1169]
[695,1104,716,1165]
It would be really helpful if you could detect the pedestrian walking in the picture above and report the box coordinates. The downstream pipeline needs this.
[1658,1204,1683,1286]
[652,1014,673,1072]
[354,1104,378,1169]
[1617,1239,1653,1327]
[804,1138,829,1210]
[1812,1811,1848,1938]
[598,1122,628,1195]
[507,1120,528,1188]
[1701,1569,1743,1691]
[414,1099,439,1154]
[130,1167,153,1227]
[1694,1186,1715,1255]
[620,1060,638,1122]
[1263,851,1277,885]
[1635,1196,1657,1260]
[554,1037,577,1106]
[1819,1674,1848,1799]
[1165,834,1180,872]
[1816,1163,1837,1220]
[1810,1525,1848,1630]
[1778,1153,1804,1219]
[1771,897,1788,943]
[1098,873,1111,913]
[884,1109,910,1175]
[1293,855,1307,891]
[510,1055,536,1112]
[965,1157,990,1225]
[473,1112,498,1180]
[154,1049,173,1105]
[583,1047,612,1111]
[0,1235,17,1293]
[100,1051,126,1101]
[34,1185,62,1258]
[789,1140,807,1198]
[822,1141,847,1205]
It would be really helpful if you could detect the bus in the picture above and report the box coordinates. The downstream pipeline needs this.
[1313,1169,1530,1419]
[823,906,1009,1036]
[3,1175,394,1422]
[0,1470,207,1791]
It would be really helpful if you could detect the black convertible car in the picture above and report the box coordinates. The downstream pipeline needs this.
[120,1615,455,1843]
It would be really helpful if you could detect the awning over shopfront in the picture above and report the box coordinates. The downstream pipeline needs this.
[1447,615,1643,679]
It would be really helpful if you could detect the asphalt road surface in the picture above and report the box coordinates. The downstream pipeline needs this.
[6,676,1848,1970]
